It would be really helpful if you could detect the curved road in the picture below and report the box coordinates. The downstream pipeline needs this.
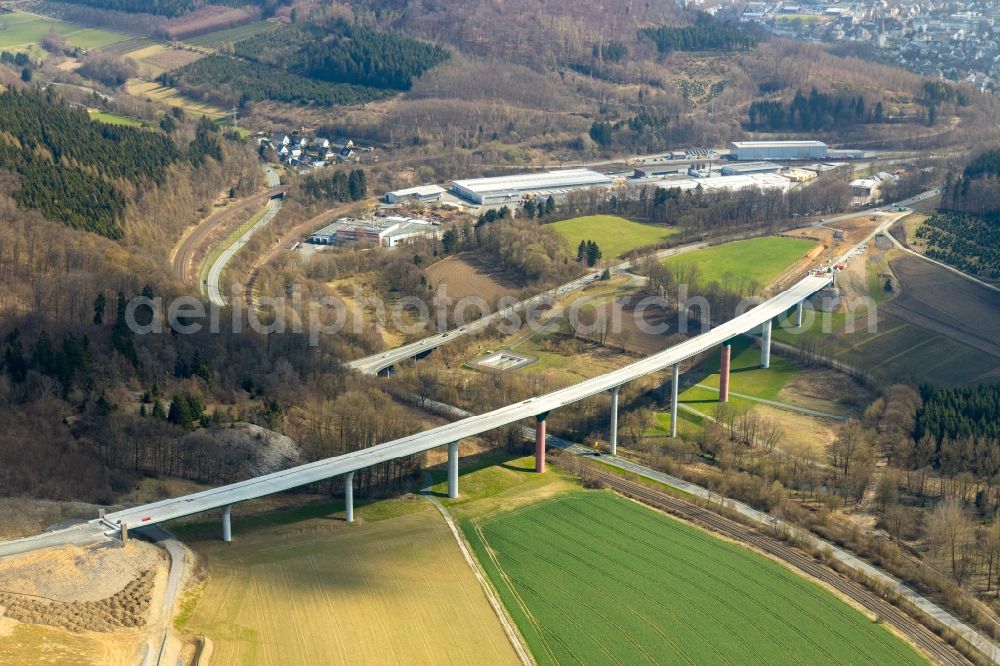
[206,166,283,306]
[171,165,283,287]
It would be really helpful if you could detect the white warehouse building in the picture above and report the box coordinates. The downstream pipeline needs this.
[730,140,828,161]
[451,169,614,205]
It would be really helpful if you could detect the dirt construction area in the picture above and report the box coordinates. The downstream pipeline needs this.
[425,255,523,302]
[883,255,1000,364]
[0,541,168,664]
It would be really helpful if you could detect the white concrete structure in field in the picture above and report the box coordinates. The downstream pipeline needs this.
[384,184,446,204]
[730,140,828,161]
[451,169,614,205]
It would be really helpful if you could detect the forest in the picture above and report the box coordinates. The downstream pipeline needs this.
[914,212,1000,280]
[918,384,1000,447]
[0,90,180,238]
[234,22,450,91]
[300,169,368,204]
[747,89,879,131]
[940,148,1000,215]
[911,384,1000,480]
[161,56,392,107]
[640,13,757,54]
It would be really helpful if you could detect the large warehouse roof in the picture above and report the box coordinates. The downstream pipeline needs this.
[730,140,828,149]
[453,169,612,196]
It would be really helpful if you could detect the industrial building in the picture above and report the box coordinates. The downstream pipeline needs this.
[307,216,439,248]
[849,178,881,207]
[719,161,782,176]
[451,169,613,205]
[729,140,828,161]
[655,173,792,194]
[384,185,446,204]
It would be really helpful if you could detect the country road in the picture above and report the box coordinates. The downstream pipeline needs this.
[205,166,283,306]
[170,165,283,287]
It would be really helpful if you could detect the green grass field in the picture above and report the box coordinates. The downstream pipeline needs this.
[88,110,148,127]
[663,236,818,288]
[183,20,279,48]
[0,12,128,50]
[549,215,677,259]
[463,490,924,665]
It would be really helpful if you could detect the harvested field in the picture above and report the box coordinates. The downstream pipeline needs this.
[774,244,1000,385]
[425,254,522,302]
[126,79,228,119]
[179,500,518,665]
[0,621,142,665]
[881,255,1000,362]
[126,44,203,76]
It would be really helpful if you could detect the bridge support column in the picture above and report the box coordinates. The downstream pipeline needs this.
[535,413,549,473]
[609,386,620,456]
[222,505,232,542]
[795,301,804,328]
[719,343,731,403]
[120,522,128,546]
[448,441,460,499]
[670,364,680,438]
[761,319,772,369]
[345,472,355,523]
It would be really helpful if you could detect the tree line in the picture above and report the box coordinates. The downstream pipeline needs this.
[560,175,849,238]
[234,23,450,91]
[161,55,393,108]
[747,89,881,131]
[300,169,367,204]
[640,13,756,53]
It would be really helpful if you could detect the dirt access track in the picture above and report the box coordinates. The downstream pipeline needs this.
[883,255,1000,366]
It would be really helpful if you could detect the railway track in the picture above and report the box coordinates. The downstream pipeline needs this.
[171,187,285,284]
[578,465,972,666]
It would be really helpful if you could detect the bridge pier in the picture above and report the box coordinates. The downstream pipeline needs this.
[609,386,620,455]
[761,319,772,369]
[535,413,549,473]
[448,441,460,499]
[222,505,232,542]
[670,364,680,438]
[719,343,731,403]
[795,301,804,328]
[345,472,355,523]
